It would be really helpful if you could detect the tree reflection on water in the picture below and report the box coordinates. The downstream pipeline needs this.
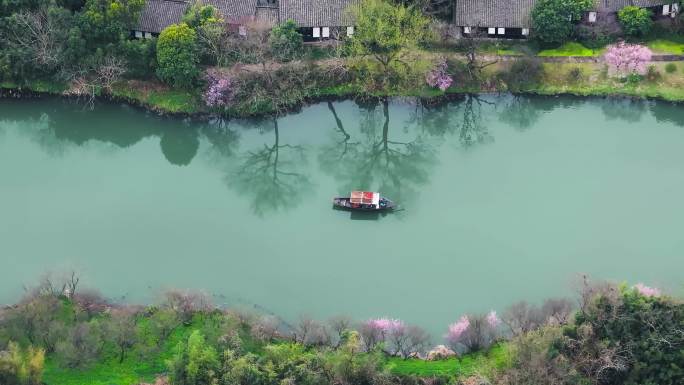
[230,118,311,217]
[319,99,435,205]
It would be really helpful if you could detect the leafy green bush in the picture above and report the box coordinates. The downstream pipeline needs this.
[156,23,199,88]
[625,72,643,84]
[120,38,157,78]
[575,24,617,49]
[531,0,594,45]
[665,62,677,73]
[564,287,684,385]
[167,330,219,385]
[269,20,304,62]
[182,3,220,29]
[618,6,653,36]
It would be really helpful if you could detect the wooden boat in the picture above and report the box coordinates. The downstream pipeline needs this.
[333,191,396,211]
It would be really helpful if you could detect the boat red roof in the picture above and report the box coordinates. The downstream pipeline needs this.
[350,191,379,205]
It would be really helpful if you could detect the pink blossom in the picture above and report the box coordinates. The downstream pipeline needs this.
[366,318,404,333]
[634,283,661,297]
[204,69,235,107]
[604,42,652,77]
[486,310,500,328]
[446,316,470,342]
[426,59,453,91]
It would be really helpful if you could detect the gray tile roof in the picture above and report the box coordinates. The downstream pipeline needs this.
[204,0,259,23]
[595,0,672,12]
[278,0,356,27]
[453,0,538,28]
[135,0,189,33]
[255,6,280,27]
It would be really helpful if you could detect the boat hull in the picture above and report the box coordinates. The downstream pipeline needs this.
[332,197,396,211]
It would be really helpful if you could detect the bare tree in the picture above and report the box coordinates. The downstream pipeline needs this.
[73,289,109,318]
[63,56,127,106]
[573,275,618,316]
[328,315,353,349]
[27,270,80,298]
[358,322,383,352]
[388,324,431,359]
[292,315,316,344]
[162,289,213,324]
[95,56,126,92]
[502,301,545,336]
[107,307,138,363]
[541,298,575,326]
[457,314,498,353]
[55,321,105,368]
[7,8,67,69]
[458,26,498,80]
[250,315,281,342]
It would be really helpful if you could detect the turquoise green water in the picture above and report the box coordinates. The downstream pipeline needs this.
[1,96,683,335]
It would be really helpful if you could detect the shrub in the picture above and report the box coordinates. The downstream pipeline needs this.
[167,330,219,385]
[0,342,45,385]
[269,20,304,62]
[618,6,653,36]
[575,24,618,49]
[502,57,543,90]
[120,38,157,78]
[626,72,643,84]
[567,67,583,82]
[531,0,594,44]
[646,64,660,81]
[665,62,677,73]
[156,23,199,88]
[563,286,684,385]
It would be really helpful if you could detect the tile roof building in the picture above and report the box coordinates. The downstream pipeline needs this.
[453,0,537,29]
[135,0,190,35]
[278,0,356,28]
[451,0,678,39]
[134,0,357,38]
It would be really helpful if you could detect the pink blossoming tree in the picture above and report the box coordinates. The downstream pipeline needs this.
[203,69,235,108]
[486,310,500,328]
[360,317,403,351]
[634,283,661,297]
[604,42,653,77]
[426,58,453,91]
[360,318,430,358]
[446,313,499,353]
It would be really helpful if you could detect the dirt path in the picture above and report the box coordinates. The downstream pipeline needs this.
[224,52,684,74]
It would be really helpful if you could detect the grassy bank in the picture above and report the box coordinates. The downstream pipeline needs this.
[37,308,511,385]
[386,343,513,378]
[4,56,684,119]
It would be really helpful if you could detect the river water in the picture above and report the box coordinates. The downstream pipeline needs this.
[1,95,683,335]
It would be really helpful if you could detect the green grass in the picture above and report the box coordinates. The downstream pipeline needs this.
[1,79,68,94]
[538,42,598,57]
[646,39,684,54]
[42,314,217,385]
[386,343,513,379]
[146,89,202,113]
[110,82,203,114]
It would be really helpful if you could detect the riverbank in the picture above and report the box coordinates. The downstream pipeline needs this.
[0,276,681,385]
[4,55,684,119]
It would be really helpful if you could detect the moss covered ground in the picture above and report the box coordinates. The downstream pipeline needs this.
[386,343,513,378]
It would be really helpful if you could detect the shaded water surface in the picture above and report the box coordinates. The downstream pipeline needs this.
[1,95,683,334]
